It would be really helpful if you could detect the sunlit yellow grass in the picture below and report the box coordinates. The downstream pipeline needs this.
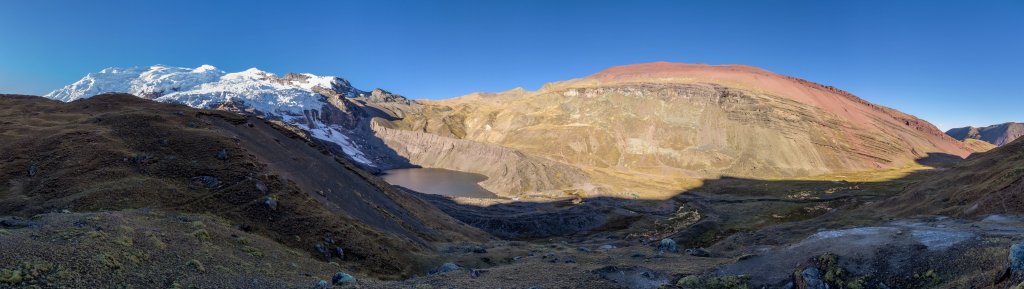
[580,164,939,201]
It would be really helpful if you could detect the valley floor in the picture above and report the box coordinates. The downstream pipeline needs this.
[359,164,1024,288]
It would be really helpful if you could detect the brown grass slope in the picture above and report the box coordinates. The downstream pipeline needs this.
[0,94,487,280]
[0,210,350,288]
[962,138,997,153]
[889,135,1024,217]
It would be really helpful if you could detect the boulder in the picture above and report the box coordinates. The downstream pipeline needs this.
[593,265,669,289]
[658,238,678,253]
[469,268,486,278]
[685,247,710,257]
[676,275,748,289]
[430,262,461,274]
[189,176,219,188]
[254,180,268,193]
[262,196,278,210]
[1012,243,1024,272]
[331,272,356,285]
[314,243,330,260]
[334,246,345,260]
[798,267,826,289]
[129,154,149,164]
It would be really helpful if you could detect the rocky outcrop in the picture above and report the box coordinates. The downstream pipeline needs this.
[367,88,412,104]
[947,122,1024,146]
[370,121,593,196]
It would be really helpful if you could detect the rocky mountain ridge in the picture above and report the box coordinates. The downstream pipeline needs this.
[947,122,1024,146]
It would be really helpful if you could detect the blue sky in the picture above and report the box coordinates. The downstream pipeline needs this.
[1,0,1021,129]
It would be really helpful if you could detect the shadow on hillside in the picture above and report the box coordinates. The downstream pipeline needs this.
[312,109,420,174]
[415,153,964,244]
[357,103,404,122]
[914,152,964,168]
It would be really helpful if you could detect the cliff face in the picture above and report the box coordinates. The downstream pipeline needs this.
[382,63,970,191]
[370,121,592,197]
[947,122,1024,146]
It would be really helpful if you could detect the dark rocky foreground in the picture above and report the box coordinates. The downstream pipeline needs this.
[0,94,486,285]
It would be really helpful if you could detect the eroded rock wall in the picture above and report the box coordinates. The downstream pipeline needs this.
[370,121,593,197]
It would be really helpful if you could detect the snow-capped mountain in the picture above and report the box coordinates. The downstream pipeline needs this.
[46,64,391,166]
[47,64,363,114]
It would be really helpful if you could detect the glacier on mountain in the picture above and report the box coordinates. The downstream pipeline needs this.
[45,64,375,166]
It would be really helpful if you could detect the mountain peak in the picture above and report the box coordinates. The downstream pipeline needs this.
[44,65,365,114]
[586,61,770,82]
[524,61,971,161]
[225,67,273,80]
[98,66,144,74]
[192,64,219,73]
[947,122,1024,146]
[44,64,385,167]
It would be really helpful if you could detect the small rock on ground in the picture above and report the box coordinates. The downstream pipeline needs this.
[685,247,710,257]
[592,265,669,289]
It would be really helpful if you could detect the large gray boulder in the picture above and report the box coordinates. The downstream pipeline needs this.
[1011,242,1024,272]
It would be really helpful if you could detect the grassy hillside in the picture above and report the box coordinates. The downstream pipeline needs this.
[0,94,488,285]
[888,136,1024,216]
